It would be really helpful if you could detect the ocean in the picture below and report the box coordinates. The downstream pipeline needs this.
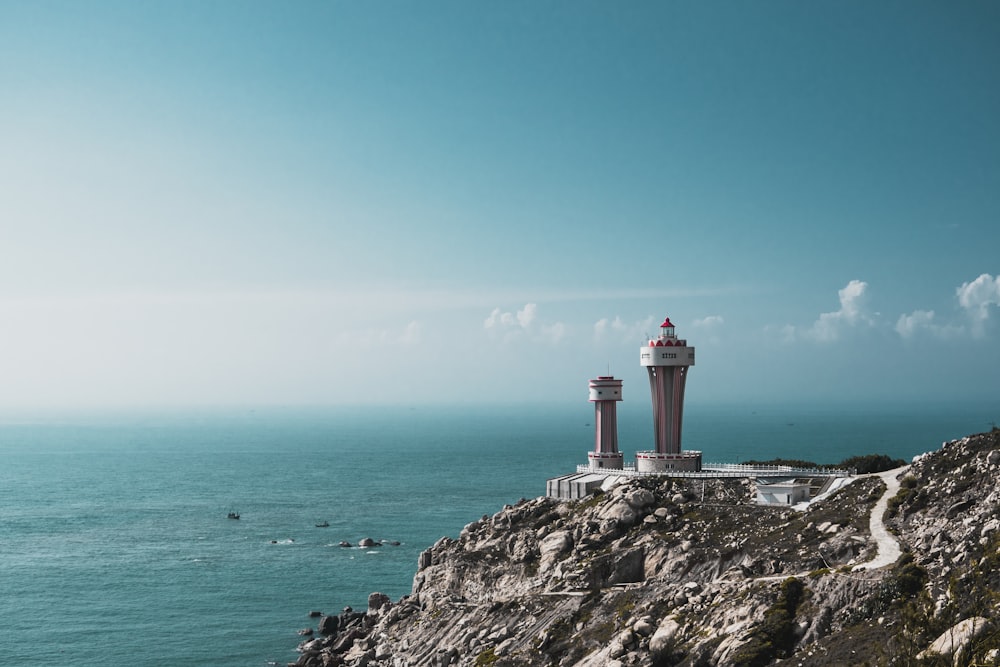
[0,400,995,666]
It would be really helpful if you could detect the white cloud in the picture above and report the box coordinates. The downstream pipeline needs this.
[956,273,1000,336]
[805,280,874,342]
[593,315,657,343]
[891,273,1000,341]
[541,321,567,343]
[692,315,725,329]
[894,310,963,340]
[895,310,935,338]
[771,280,876,344]
[483,303,538,329]
[516,303,537,328]
[485,303,537,330]
[689,315,725,344]
[483,303,565,344]
[484,308,502,328]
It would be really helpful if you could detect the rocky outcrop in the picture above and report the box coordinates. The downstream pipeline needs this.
[289,429,1000,667]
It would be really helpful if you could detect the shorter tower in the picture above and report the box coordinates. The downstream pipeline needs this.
[587,376,623,470]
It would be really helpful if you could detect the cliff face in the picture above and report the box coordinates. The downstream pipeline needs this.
[293,430,1000,667]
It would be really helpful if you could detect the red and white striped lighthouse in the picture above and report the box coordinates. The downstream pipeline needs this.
[587,376,623,470]
[636,316,701,472]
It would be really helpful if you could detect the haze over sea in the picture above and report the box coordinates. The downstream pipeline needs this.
[1,400,995,666]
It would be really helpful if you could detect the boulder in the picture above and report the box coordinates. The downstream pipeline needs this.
[539,530,573,558]
[617,628,637,649]
[318,615,339,635]
[919,616,991,662]
[330,627,365,654]
[608,639,627,659]
[358,538,378,548]
[368,592,391,614]
[596,499,638,526]
[607,547,645,585]
[633,617,655,637]
[494,637,517,656]
[650,617,681,653]
[624,488,655,510]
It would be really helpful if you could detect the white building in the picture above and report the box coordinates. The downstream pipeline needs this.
[756,480,811,505]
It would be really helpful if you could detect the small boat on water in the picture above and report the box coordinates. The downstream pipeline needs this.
[227,511,241,520]
[315,521,329,528]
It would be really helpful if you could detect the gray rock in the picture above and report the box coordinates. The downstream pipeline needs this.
[919,617,991,662]
[596,499,638,526]
[683,581,702,594]
[607,547,645,585]
[608,640,627,659]
[368,592,391,614]
[633,618,655,637]
[624,488,655,509]
[947,499,974,518]
[318,615,339,635]
[650,617,681,653]
[495,637,517,656]
[539,530,573,557]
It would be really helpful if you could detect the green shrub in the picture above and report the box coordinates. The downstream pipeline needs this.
[473,648,498,666]
[838,454,907,474]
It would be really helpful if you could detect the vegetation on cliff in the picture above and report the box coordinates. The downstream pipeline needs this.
[744,453,907,474]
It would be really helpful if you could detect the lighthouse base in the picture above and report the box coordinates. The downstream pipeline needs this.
[635,451,702,473]
[587,451,624,470]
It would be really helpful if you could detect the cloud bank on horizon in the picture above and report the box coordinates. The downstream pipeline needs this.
[486,273,1000,348]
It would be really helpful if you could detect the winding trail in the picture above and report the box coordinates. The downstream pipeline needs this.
[718,465,912,584]
[852,465,909,571]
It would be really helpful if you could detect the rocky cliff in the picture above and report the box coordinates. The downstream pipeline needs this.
[291,429,1000,667]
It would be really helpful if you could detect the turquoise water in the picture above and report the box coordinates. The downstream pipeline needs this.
[0,401,994,666]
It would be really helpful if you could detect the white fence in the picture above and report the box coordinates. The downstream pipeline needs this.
[574,463,853,478]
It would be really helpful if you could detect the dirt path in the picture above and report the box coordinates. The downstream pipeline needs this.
[719,466,911,584]
[852,465,909,571]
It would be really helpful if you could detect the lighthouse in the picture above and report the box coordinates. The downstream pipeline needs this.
[636,316,701,472]
[587,376,624,470]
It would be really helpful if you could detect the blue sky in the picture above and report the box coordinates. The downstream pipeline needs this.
[1,1,999,408]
